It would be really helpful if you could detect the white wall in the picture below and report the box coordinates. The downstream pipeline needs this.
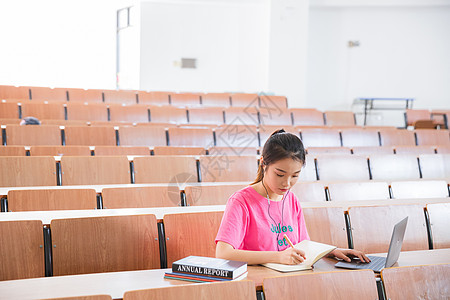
[268,0,310,108]
[0,0,137,89]
[306,5,450,111]
[139,0,269,93]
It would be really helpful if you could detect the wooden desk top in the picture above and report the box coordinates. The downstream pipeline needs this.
[0,205,226,224]
[0,182,252,196]
[1,249,448,300]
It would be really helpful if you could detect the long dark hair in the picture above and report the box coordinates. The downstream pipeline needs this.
[252,129,306,184]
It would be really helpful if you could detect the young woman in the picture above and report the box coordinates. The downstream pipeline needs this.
[215,129,370,265]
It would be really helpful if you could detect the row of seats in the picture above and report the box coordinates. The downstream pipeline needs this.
[0,85,285,107]
[1,180,448,211]
[0,102,359,127]
[1,144,449,157]
[1,124,449,147]
[1,202,448,281]
[5,265,447,300]
[0,153,449,187]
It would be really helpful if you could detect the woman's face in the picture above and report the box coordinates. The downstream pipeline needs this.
[262,157,303,197]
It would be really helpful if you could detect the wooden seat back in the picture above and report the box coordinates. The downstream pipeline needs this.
[7,189,97,211]
[164,211,224,267]
[170,93,201,107]
[64,126,116,146]
[201,93,231,107]
[341,128,379,147]
[263,270,378,300]
[187,107,224,125]
[0,102,19,118]
[426,203,450,249]
[21,102,65,120]
[324,111,355,126]
[5,125,61,145]
[290,181,327,202]
[51,215,160,276]
[291,108,324,126]
[415,129,450,146]
[300,128,341,147]
[66,88,103,103]
[149,106,187,124]
[0,156,56,187]
[419,154,450,179]
[103,90,137,105]
[369,154,421,181]
[327,181,390,201]
[61,156,130,185]
[215,125,259,148]
[124,280,256,300]
[391,180,449,199]
[168,127,214,147]
[348,204,429,253]
[199,155,257,182]
[30,87,67,102]
[109,105,149,123]
[137,91,169,105]
[133,156,198,184]
[316,154,370,181]
[66,103,108,121]
[102,186,181,208]
[379,129,416,146]
[381,264,450,300]
[0,220,45,280]
[184,183,248,206]
[303,207,348,248]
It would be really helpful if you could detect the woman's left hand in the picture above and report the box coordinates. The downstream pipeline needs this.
[329,248,371,263]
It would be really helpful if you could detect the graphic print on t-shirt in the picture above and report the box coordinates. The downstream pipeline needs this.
[270,222,294,247]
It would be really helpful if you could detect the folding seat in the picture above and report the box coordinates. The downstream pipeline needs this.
[29,87,67,102]
[60,156,130,185]
[230,93,259,107]
[291,108,324,126]
[5,125,61,145]
[103,90,137,105]
[67,88,103,103]
[137,91,170,105]
[64,126,116,146]
[167,127,214,148]
[170,93,201,107]
[201,93,231,107]
[109,105,149,123]
[66,103,108,121]
[324,111,356,127]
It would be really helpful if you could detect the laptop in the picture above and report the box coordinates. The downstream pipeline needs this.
[335,216,408,273]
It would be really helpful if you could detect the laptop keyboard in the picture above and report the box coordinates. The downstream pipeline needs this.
[348,256,386,272]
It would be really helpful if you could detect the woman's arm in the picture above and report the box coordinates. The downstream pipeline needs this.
[216,241,305,265]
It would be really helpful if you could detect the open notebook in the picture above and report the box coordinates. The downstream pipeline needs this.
[262,240,336,272]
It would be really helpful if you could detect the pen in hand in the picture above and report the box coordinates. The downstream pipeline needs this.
[283,234,295,248]
[283,234,306,262]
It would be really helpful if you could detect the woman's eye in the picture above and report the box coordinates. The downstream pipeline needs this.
[276,174,283,177]
[293,175,299,178]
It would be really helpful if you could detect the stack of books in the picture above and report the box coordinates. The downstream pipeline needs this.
[164,256,248,283]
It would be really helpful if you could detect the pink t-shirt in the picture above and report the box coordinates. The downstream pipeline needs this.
[215,186,310,251]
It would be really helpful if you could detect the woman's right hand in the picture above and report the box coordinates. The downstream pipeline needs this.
[278,247,306,265]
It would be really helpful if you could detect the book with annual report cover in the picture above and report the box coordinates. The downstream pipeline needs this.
[263,240,336,272]
[164,271,248,283]
[170,256,247,280]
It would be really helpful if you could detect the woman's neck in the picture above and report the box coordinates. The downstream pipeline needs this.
[252,181,282,202]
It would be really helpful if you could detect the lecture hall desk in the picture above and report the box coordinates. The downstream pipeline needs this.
[0,249,449,299]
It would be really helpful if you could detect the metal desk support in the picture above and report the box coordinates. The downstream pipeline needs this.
[357,98,415,126]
